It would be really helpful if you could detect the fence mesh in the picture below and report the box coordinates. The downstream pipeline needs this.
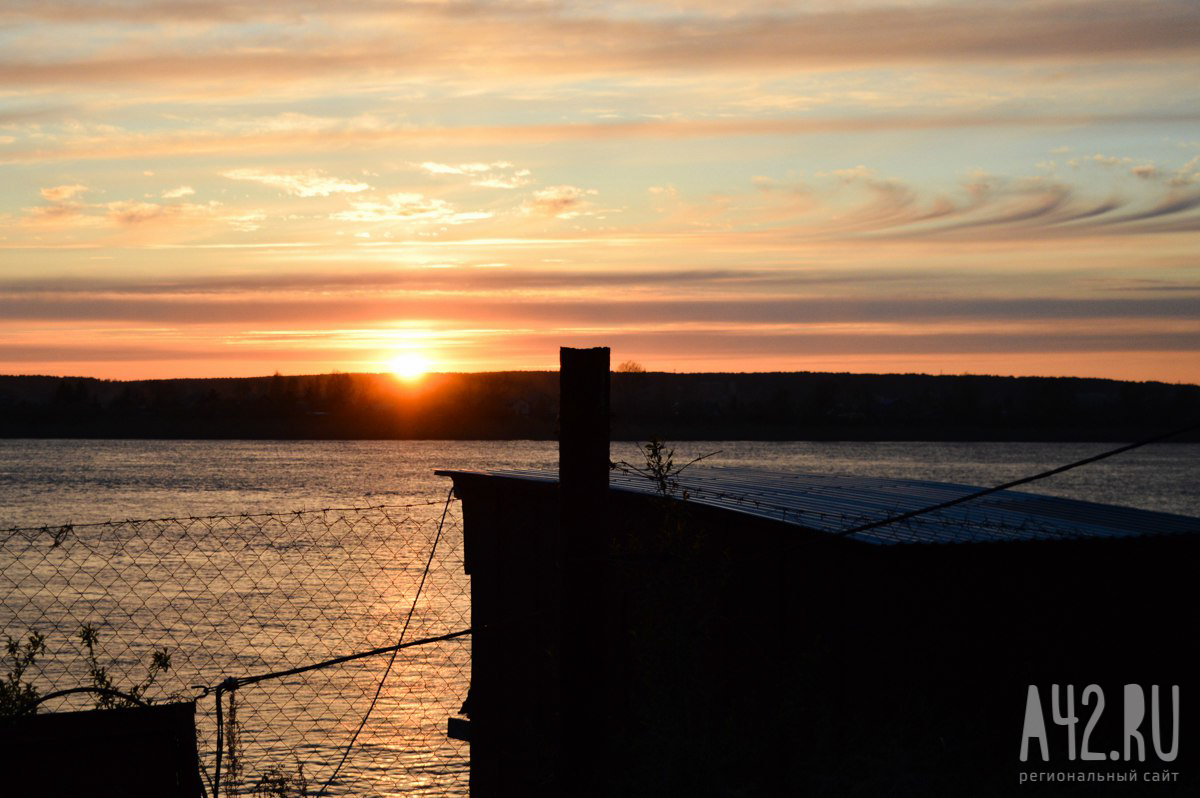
[1,494,470,797]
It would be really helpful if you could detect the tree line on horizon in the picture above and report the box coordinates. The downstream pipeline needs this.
[0,370,1197,442]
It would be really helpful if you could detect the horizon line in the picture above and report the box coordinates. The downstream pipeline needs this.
[3,369,1198,389]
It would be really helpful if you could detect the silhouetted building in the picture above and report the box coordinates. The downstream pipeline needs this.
[440,466,1198,797]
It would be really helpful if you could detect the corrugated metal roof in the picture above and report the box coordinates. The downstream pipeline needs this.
[441,466,1199,545]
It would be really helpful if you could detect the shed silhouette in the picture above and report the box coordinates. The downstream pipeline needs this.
[440,465,1198,797]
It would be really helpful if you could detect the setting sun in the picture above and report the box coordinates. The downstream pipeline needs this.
[388,353,431,380]
[0,2,1197,385]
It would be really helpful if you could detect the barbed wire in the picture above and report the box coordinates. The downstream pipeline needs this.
[609,421,1200,543]
[2,498,449,538]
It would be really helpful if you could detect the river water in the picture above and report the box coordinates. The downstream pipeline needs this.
[1,439,1196,796]
[1,439,1197,527]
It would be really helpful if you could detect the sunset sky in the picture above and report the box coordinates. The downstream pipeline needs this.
[2,0,1198,382]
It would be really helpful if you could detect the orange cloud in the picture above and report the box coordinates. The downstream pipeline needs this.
[105,200,186,225]
[39,183,87,202]
[22,184,91,226]
[523,185,598,219]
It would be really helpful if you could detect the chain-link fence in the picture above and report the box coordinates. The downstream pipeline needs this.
[1,493,470,797]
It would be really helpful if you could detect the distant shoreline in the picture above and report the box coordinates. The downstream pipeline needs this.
[3,371,1197,443]
[3,431,1199,443]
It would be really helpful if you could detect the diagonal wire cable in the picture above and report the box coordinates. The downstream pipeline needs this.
[834,421,1200,538]
[212,628,473,692]
[315,485,457,797]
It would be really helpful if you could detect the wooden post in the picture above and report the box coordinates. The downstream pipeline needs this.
[559,346,610,795]
[560,347,610,498]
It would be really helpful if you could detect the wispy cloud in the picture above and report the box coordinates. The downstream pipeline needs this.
[222,168,370,197]
[1169,155,1200,187]
[22,204,88,225]
[1,1,1197,90]
[778,165,1200,240]
[20,187,219,234]
[39,184,88,202]
[2,292,1196,335]
[10,111,1200,165]
[161,185,195,199]
[105,200,187,226]
[0,266,894,297]
[418,161,500,176]
[416,160,532,188]
[223,211,266,232]
[23,184,91,225]
[330,192,491,224]
[523,185,597,218]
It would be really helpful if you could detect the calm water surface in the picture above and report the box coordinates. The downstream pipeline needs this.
[1,439,1197,527]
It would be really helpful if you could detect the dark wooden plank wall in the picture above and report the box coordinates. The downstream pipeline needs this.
[455,476,1198,796]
